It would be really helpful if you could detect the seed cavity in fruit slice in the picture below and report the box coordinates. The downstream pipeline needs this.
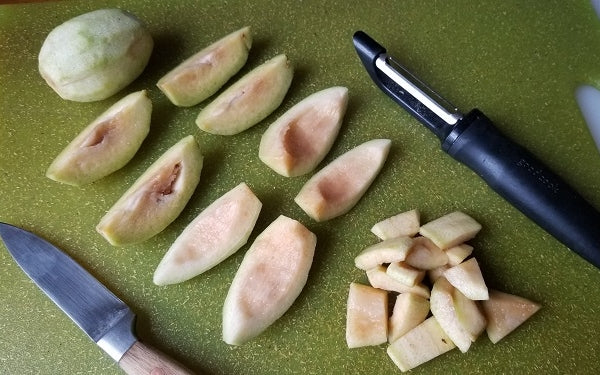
[157,27,252,107]
[46,90,151,186]
[259,86,349,177]
[97,135,203,246]
[222,215,316,345]
[153,182,262,285]
[196,54,293,135]
[294,139,391,221]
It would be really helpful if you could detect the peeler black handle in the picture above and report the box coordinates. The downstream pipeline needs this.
[443,109,600,268]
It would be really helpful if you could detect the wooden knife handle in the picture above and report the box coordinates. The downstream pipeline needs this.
[118,341,194,375]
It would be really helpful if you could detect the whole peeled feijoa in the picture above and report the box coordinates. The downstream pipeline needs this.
[38,8,153,102]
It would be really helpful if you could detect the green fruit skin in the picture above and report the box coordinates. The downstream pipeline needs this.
[46,90,152,186]
[96,135,203,246]
[196,54,293,135]
[38,9,153,102]
[157,26,252,107]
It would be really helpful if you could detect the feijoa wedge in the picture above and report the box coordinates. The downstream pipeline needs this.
[97,135,203,246]
[222,215,316,345]
[153,182,262,285]
[196,54,293,135]
[157,27,252,107]
[294,139,391,221]
[46,90,151,186]
[259,86,349,177]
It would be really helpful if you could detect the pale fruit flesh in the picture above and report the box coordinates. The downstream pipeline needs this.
[419,211,481,249]
[222,215,316,345]
[196,54,293,135]
[386,261,425,287]
[430,276,472,353]
[96,135,203,246]
[443,257,489,300]
[452,287,487,342]
[294,139,391,221]
[46,90,151,186]
[405,236,449,270]
[157,27,252,107]
[366,265,430,299]
[259,86,349,177]
[346,282,388,348]
[354,236,413,271]
[153,182,262,285]
[38,9,153,102]
[482,290,540,344]
[387,316,456,372]
[371,209,420,240]
[388,293,430,343]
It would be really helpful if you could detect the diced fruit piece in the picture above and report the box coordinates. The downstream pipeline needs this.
[388,293,430,343]
[196,54,293,135]
[453,288,487,342]
[366,265,430,299]
[46,90,151,186]
[222,215,316,345]
[354,236,413,271]
[371,209,420,240]
[405,237,448,270]
[430,277,472,352]
[153,182,262,285]
[259,86,349,177]
[444,258,489,300]
[38,9,153,102]
[481,290,540,344]
[96,135,202,246]
[387,317,456,372]
[445,244,474,266]
[346,282,388,348]
[295,139,391,221]
[428,265,450,284]
[157,27,252,107]
[386,262,425,287]
[419,211,481,249]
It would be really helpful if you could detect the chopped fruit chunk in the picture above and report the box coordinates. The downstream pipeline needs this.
[453,288,487,342]
[96,135,203,246]
[157,27,252,107]
[222,215,316,345]
[386,261,425,287]
[419,211,481,249]
[346,282,388,348]
[366,265,430,299]
[371,209,420,240]
[153,182,262,285]
[482,290,540,344]
[430,277,472,352]
[196,54,293,135]
[259,86,349,177]
[295,139,391,221]
[354,236,413,271]
[388,293,430,343]
[405,237,448,270]
[445,244,474,266]
[444,258,489,300]
[387,317,455,372]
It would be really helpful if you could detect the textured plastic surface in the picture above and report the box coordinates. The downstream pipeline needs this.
[1,1,600,374]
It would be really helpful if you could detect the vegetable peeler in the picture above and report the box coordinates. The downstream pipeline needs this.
[353,30,600,269]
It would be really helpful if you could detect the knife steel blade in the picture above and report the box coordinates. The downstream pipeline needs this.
[353,31,600,270]
[0,222,194,375]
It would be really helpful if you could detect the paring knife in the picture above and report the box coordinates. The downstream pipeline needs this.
[353,31,600,269]
[0,222,194,375]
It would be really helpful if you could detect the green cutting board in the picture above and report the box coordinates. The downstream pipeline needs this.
[2,0,600,374]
